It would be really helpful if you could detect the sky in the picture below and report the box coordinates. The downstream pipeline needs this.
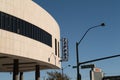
[34,0,120,80]
[1,0,120,80]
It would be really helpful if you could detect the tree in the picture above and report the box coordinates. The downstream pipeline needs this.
[46,71,70,80]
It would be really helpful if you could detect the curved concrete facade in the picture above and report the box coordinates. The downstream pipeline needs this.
[0,0,61,72]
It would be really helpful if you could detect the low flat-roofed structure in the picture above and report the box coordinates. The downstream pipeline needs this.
[103,75,120,80]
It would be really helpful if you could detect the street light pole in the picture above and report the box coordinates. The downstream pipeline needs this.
[76,23,105,80]
[76,42,81,80]
[61,65,71,79]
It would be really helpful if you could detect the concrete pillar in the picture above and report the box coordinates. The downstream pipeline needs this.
[35,65,40,80]
[20,72,23,80]
[13,59,19,80]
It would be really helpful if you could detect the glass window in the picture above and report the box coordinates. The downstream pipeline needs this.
[13,17,17,33]
[5,15,8,30]
[36,27,39,41]
[17,19,20,33]
[0,12,52,47]
[22,21,26,36]
[9,16,13,31]
[1,13,5,29]
[25,22,29,37]
[38,28,40,41]
[55,39,57,55]
[8,16,10,29]
[28,24,32,38]
[0,12,1,28]
[19,19,23,35]
[33,26,36,39]
[58,42,60,57]
[39,28,42,41]
[34,26,37,40]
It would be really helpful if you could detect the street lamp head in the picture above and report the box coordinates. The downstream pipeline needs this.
[100,23,105,27]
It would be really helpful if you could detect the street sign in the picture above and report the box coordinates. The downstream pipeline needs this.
[81,64,95,69]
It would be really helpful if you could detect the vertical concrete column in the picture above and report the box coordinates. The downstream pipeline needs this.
[20,72,23,80]
[13,59,19,80]
[35,65,40,80]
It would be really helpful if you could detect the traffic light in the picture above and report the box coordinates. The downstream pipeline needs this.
[62,38,69,61]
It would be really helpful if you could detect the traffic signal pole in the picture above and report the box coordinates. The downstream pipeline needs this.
[73,54,120,68]
[75,23,105,80]
[76,42,81,80]
[79,54,120,65]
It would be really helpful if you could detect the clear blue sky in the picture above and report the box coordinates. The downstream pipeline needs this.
[1,0,120,80]
[34,0,120,80]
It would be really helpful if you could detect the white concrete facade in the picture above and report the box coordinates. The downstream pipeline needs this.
[0,0,61,72]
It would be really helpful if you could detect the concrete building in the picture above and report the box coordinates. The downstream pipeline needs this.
[0,0,61,80]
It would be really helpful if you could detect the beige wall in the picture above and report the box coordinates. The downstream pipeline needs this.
[0,0,61,71]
